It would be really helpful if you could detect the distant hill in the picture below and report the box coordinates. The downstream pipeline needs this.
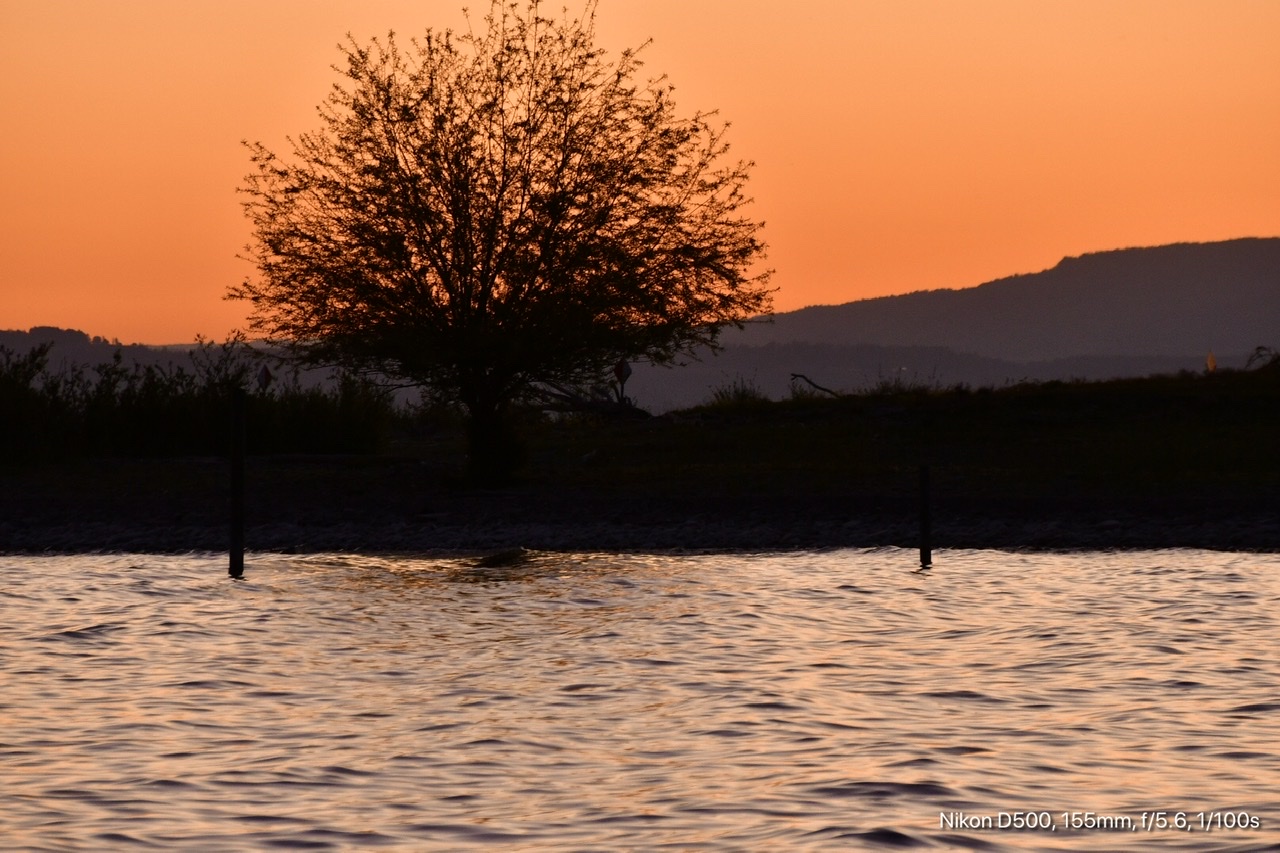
[731,237,1280,360]
[0,326,177,369]
[628,237,1279,410]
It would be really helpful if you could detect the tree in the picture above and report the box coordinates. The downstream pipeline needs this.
[231,1,772,481]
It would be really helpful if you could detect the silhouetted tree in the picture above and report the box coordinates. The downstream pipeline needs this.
[231,0,771,481]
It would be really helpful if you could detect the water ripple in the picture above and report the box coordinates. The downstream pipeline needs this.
[2,549,1278,850]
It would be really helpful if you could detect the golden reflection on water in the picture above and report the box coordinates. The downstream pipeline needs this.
[2,549,1279,850]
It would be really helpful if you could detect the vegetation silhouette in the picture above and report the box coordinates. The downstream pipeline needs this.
[0,337,408,459]
[231,0,772,483]
[3,344,1278,552]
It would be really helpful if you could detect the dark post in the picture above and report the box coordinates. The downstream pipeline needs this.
[918,464,932,569]
[229,388,246,579]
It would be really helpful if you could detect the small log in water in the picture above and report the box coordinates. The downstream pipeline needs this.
[229,389,245,579]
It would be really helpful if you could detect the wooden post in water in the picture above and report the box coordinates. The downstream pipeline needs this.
[918,464,932,569]
[229,388,246,579]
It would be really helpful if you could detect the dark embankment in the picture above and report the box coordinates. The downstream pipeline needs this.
[3,364,1278,554]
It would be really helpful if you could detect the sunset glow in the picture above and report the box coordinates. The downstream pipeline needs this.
[2,0,1277,344]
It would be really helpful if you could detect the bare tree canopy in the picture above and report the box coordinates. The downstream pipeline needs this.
[232,0,771,479]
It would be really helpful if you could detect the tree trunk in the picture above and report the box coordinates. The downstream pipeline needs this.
[464,401,525,485]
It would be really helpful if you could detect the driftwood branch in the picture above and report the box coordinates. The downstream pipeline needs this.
[790,373,842,398]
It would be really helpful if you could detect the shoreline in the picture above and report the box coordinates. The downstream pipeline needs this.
[5,503,1277,556]
[5,411,1277,556]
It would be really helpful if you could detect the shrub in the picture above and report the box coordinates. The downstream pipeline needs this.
[707,376,770,407]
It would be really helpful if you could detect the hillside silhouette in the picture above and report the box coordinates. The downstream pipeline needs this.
[734,238,1279,359]
[0,327,170,367]
[628,237,1279,410]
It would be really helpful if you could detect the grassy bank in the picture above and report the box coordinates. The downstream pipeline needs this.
[0,339,421,457]
[3,363,1278,553]
[525,366,1280,502]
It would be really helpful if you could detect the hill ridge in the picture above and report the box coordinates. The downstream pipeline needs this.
[732,236,1280,361]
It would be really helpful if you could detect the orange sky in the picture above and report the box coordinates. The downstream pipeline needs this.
[2,0,1277,344]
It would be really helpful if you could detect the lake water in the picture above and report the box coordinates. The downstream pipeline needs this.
[3,549,1278,851]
